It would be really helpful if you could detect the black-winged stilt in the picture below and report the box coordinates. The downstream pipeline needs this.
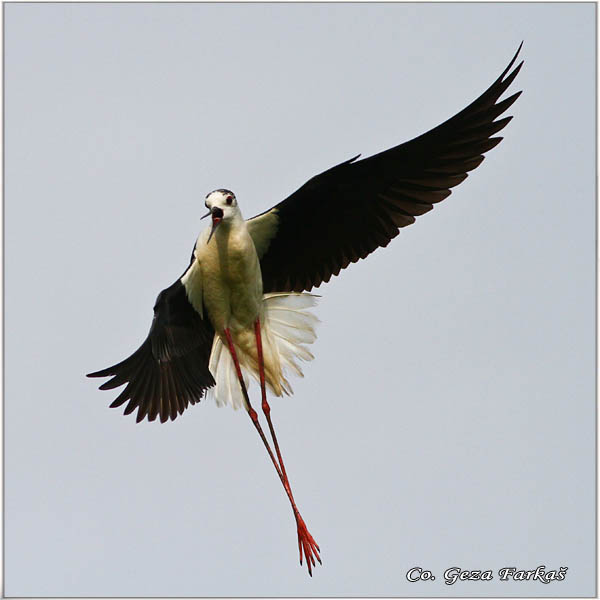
[88,44,523,575]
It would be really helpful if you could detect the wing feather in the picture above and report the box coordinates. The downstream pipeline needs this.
[248,44,523,293]
[87,275,215,423]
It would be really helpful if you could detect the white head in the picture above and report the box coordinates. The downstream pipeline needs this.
[202,189,241,243]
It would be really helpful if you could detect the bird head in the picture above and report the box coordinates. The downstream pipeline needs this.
[202,189,239,243]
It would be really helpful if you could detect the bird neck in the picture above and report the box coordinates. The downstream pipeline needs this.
[220,211,245,230]
[213,213,246,242]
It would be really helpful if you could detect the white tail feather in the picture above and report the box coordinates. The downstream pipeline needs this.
[207,293,319,409]
[208,337,250,410]
[262,292,320,310]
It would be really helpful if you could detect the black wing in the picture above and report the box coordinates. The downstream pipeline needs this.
[248,44,523,293]
[87,278,215,423]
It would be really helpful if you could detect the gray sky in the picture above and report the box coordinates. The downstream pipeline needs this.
[5,2,595,597]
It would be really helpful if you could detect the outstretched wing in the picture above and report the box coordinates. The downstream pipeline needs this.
[87,272,215,424]
[248,44,523,293]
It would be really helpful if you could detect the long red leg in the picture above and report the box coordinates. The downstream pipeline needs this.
[254,319,289,480]
[223,328,283,481]
[253,319,321,574]
[223,327,321,575]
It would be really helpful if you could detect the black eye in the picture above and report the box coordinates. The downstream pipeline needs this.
[226,196,233,205]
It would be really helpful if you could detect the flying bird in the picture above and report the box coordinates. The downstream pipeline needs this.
[88,44,523,576]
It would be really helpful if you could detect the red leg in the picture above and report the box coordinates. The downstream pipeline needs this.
[223,328,283,482]
[223,327,321,575]
[254,319,289,480]
[253,319,321,574]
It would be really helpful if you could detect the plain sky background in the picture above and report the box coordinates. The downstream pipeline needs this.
[5,2,595,597]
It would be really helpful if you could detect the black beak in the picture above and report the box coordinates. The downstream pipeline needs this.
[206,207,224,244]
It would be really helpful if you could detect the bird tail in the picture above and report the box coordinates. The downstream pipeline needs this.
[207,292,319,410]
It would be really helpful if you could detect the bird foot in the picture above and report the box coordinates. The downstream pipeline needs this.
[296,515,321,576]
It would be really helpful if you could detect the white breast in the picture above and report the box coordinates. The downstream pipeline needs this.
[192,221,263,333]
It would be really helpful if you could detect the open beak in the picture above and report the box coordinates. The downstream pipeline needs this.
[205,207,224,244]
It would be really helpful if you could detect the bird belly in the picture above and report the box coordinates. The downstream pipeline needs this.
[200,227,263,334]
[207,293,320,409]
[197,226,318,406]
